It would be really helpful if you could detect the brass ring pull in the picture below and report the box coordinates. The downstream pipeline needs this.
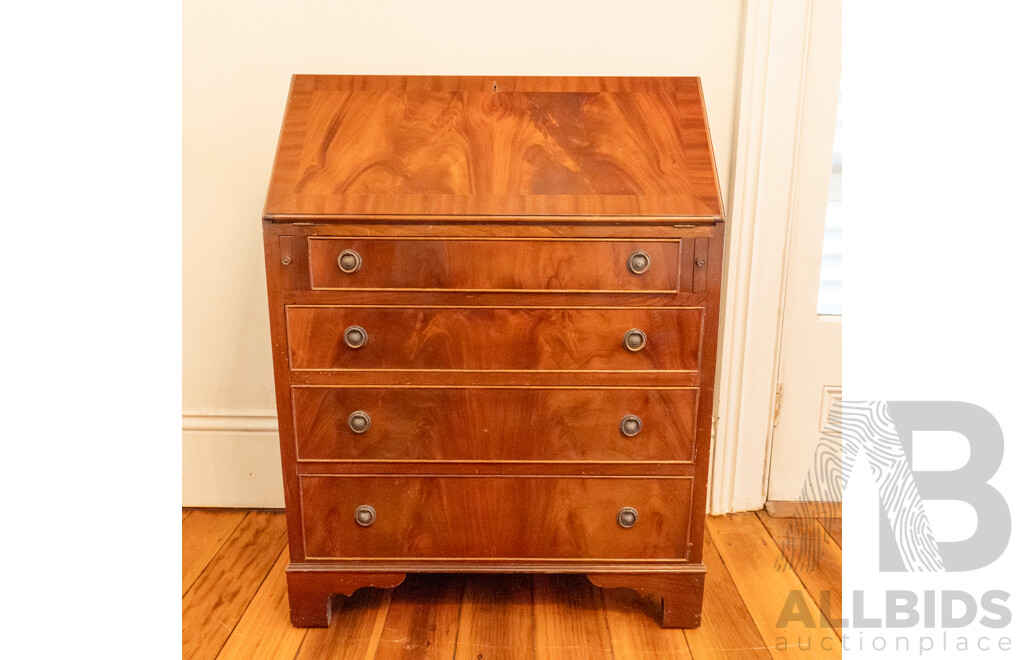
[354,505,376,527]
[344,325,368,349]
[627,250,651,275]
[695,258,706,267]
[617,507,639,529]
[347,410,371,434]
[620,415,642,437]
[337,249,362,273]
[622,329,647,352]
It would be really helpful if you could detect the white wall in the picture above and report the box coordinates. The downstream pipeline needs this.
[182,0,746,506]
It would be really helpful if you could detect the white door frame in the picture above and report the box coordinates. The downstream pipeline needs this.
[710,0,827,513]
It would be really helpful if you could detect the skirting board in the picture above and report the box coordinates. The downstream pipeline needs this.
[764,500,842,518]
[182,410,285,508]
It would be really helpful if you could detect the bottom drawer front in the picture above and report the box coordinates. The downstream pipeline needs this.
[300,475,693,560]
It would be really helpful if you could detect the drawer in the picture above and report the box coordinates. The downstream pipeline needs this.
[286,306,702,371]
[292,386,698,463]
[299,475,693,560]
[308,238,682,292]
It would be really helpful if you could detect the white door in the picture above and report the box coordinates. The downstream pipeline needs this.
[767,0,842,504]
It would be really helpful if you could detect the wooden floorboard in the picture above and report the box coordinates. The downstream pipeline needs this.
[683,531,771,660]
[707,515,841,659]
[764,502,841,519]
[757,512,843,633]
[819,518,842,548]
[182,509,842,660]
[453,574,533,660]
[294,589,392,660]
[182,511,289,660]
[182,509,247,595]
[374,573,465,659]
[533,574,614,660]
[601,583,693,659]
[216,547,307,659]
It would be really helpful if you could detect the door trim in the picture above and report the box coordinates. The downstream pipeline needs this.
[710,0,817,513]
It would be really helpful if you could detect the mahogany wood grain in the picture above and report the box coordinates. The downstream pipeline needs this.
[263,75,726,630]
[309,237,683,292]
[286,306,703,372]
[285,568,406,627]
[588,573,705,628]
[263,226,307,566]
[295,460,695,478]
[266,76,722,220]
[273,221,719,238]
[291,369,703,389]
[287,560,701,574]
[683,221,725,570]
[692,239,709,293]
[181,512,288,660]
[300,475,694,561]
[181,509,245,595]
[291,386,698,463]
[269,222,718,310]
[284,288,708,311]
[452,575,533,660]
[279,235,296,291]
[290,74,712,93]
[373,574,465,660]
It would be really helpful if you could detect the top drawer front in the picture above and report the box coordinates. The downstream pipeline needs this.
[308,238,681,292]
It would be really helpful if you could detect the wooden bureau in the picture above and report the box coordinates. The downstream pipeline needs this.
[262,75,725,628]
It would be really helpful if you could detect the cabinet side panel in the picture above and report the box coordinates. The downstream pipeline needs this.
[263,219,306,561]
[687,222,726,563]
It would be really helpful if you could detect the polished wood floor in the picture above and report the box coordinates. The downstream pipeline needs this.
[183,510,842,660]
